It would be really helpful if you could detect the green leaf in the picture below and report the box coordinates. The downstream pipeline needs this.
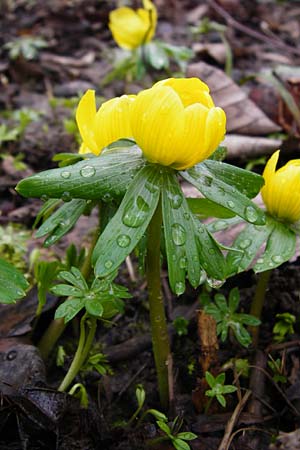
[228,287,240,312]
[162,171,202,294]
[254,218,296,273]
[176,432,197,441]
[58,267,88,291]
[147,409,168,422]
[221,385,238,394]
[238,314,261,326]
[85,297,104,317]
[51,283,83,297]
[216,394,226,407]
[55,297,85,322]
[16,146,145,200]
[35,260,60,308]
[172,438,191,450]
[93,165,161,277]
[0,257,29,304]
[205,371,216,388]
[182,160,265,225]
[215,372,225,384]
[226,218,275,276]
[230,322,252,347]
[35,199,87,247]
[187,198,235,219]
[156,420,172,437]
[143,42,169,70]
[214,294,227,313]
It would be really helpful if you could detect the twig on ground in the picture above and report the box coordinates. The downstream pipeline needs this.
[218,389,252,450]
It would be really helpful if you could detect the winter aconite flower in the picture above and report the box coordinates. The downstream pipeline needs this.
[130,77,226,169]
[109,0,157,50]
[76,90,135,155]
[261,150,300,223]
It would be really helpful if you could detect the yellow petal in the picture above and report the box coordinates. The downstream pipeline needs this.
[94,95,134,152]
[261,150,300,222]
[171,103,208,170]
[78,142,91,154]
[155,78,214,108]
[76,90,98,154]
[203,107,226,158]
[130,85,184,166]
[109,6,152,50]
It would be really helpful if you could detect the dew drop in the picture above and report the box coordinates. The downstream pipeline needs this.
[201,175,213,187]
[245,206,258,223]
[256,258,264,264]
[103,192,113,202]
[272,255,283,264]
[207,278,225,289]
[208,248,216,255]
[198,225,205,234]
[175,281,185,295]
[171,223,186,246]
[16,289,24,296]
[168,192,182,209]
[104,260,113,269]
[61,171,71,179]
[218,187,226,196]
[179,257,187,269]
[212,220,227,232]
[61,191,72,202]
[41,194,49,202]
[117,234,131,248]
[80,165,96,178]
[183,212,190,221]
[239,239,252,249]
[227,201,235,208]
[122,196,150,228]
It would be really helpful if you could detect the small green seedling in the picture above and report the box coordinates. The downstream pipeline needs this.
[267,356,287,384]
[69,383,89,408]
[205,371,237,409]
[0,124,19,147]
[173,316,189,336]
[4,36,48,60]
[82,352,113,376]
[273,312,296,343]
[156,416,197,450]
[56,345,66,367]
[51,267,130,323]
[127,384,168,428]
[201,287,261,347]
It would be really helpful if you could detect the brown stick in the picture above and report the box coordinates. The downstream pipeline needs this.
[218,390,252,450]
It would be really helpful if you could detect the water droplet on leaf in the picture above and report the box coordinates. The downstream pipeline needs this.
[61,191,72,202]
[104,260,113,269]
[175,281,185,295]
[80,165,96,178]
[171,223,186,246]
[245,206,258,223]
[239,239,252,249]
[61,171,71,179]
[227,201,235,208]
[117,234,131,248]
[272,255,283,264]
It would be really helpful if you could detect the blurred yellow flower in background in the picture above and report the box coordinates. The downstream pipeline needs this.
[129,77,226,169]
[109,0,157,50]
[76,90,135,155]
[261,150,300,223]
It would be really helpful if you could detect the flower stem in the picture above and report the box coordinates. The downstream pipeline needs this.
[146,197,171,410]
[250,269,272,347]
[58,313,87,392]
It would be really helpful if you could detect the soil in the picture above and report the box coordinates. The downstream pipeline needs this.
[1,1,300,449]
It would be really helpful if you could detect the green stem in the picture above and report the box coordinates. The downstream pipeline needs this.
[58,314,87,392]
[38,205,101,360]
[146,198,171,410]
[78,316,97,367]
[250,269,272,347]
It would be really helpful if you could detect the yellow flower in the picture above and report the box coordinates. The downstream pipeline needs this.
[129,77,226,170]
[76,90,135,155]
[261,150,300,223]
[109,0,157,50]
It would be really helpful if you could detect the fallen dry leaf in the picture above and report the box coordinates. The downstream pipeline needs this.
[187,61,281,135]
